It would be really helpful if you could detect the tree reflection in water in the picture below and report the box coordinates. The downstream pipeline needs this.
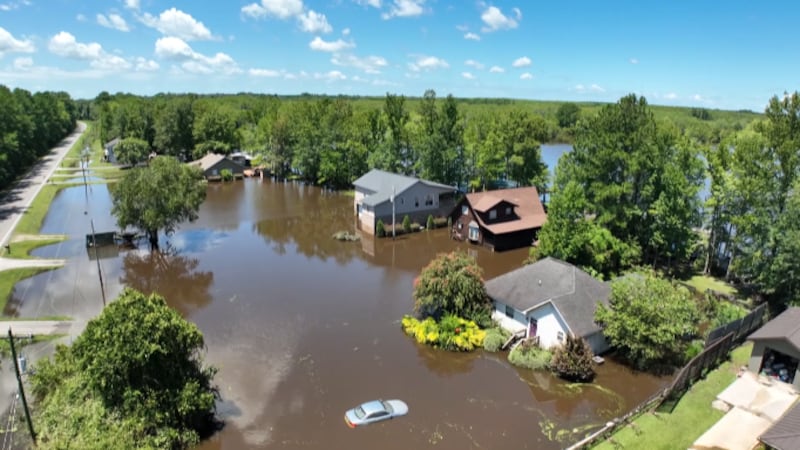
[120,244,213,317]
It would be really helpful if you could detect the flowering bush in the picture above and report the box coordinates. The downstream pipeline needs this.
[401,315,486,352]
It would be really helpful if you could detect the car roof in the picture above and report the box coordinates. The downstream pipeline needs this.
[360,400,387,415]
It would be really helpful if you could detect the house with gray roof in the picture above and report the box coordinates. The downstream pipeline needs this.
[352,169,456,234]
[748,307,800,389]
[188,153,245,181]
[760,400,800,450]
[485,257,611,354]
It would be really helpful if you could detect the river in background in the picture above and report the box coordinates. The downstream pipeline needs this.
[7,156,668,449]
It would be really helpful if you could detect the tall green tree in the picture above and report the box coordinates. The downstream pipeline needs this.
[154,97,195,160]
[111,156,206,250]
[114,137,150,166]
[596,270,699,370]
[383,93,411,174]
[412,251,491,325]
[192,105,238,158]
[32,288,218,449]
[556,102,581,128]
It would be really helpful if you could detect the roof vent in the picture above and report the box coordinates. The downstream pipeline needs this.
[538,279,542,286]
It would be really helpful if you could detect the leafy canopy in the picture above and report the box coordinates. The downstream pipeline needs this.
[412,251,491,325]
[110,155,206,249]
[31,288,218,449]
[595,270,699,370]
[551,334,595,382]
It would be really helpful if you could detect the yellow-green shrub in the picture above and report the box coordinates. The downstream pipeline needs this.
[401,315,486,351]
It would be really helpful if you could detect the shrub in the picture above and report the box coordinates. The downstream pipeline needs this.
[401,315,486,352]
[483,328,507,352]
[434,217,448,228]
[376,219,386,237]
[684,339,705,361]
[402,215,411,233]
[412,251,491,323]
[447,216,452,229]
[410,222,421,232]
[220,168,233,182]
[508,341,552,370]
[551,334,596,382]
[709,301,747,330]
[426,215,434,230]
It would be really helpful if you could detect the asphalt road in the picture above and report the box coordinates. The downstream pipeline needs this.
[0,122,87,250]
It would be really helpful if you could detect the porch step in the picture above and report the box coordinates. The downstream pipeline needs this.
[501,329,527,351]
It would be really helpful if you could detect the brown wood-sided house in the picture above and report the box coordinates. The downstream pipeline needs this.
[450,186,547,251]
[188,153,245,181]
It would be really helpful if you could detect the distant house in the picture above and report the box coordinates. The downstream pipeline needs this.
[353,169,456,234]
[103,137,120,163]
[229,151,253,167]
[485,257,611,354]
[450,187,547,252]
[748,307,800,389]
[188,153,245,181]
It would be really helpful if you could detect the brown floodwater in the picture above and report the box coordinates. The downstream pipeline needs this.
[9,178,668,449]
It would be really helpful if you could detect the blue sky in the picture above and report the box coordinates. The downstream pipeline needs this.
[0,0,796,110]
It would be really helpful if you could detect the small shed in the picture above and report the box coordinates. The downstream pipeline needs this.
[748,307,800,390]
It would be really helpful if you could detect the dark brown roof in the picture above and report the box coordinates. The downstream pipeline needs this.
[485,257,611,338]
[465,187,547,235]
[760,401,800,450]
[749,307,800,353]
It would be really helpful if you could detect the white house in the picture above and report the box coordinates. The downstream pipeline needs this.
[353,169,456,234]
[485,257,612,354]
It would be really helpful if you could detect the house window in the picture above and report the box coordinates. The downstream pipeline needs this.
[557,331,565,342]
[468,224,479,241]
[401,198,404,204]
[489,209,497,220]
[462,205,468,216]
[415,197,419,207]
[425,194,434,206]
[457,222,463,230]
[505,206,511,215]
[505,305,514,318]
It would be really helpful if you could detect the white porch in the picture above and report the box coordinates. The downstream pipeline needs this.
[492,310,526,335]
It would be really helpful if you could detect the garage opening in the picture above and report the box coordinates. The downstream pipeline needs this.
[759,348,799,384]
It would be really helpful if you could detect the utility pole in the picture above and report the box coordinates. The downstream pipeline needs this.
[81,146,90,204]
[90,219,107,307]
[8,328,36,445]
[391,185,396,240]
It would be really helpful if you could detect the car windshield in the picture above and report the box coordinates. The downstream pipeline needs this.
[354,406,366,419]
[381,401,394,414]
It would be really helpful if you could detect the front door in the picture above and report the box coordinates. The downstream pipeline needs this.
[528,318,538,338]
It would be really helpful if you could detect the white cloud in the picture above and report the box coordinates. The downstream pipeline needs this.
[0,0,31,12]
[489,65,504,73]
[309,36,354,52]
[629,57,639,64]
[154,36,240,75]
[481,6,519,32]
[124,0,140,10]
[462,72,474,80]
[298,10,332,33]
[590,84,605,92]
[664,92,677,100]
[342,27,351,36]
[241,0,304,20]
[314,70,346,81]
[520,72,532,80]
[13,56,32,69]
[249,68,282,77]
[48,31,103,59]
[574,83,605,93]
[140,8,214,41]
[512,56,531,68]
[353,0,381,7]
[463,32,480,41]
[0,26,35,54]
[464,59,484,70]
[692,94,706,102]
[382,0,425,19]
[76,13,87,22]
[331,53,388,74]
[408,54,448,72]
[97,13,130,32]
[135,57,159,71]
[91,54,132,71]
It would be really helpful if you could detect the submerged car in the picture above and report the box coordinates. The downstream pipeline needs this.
[344,399,409,427]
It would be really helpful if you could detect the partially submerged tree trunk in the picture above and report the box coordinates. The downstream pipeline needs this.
[148,229,159,251]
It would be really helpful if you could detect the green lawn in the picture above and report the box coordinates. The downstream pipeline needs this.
[684,274,738,296]
[593,343,752,450]
[12,184,65,236]
[2,237,67,259]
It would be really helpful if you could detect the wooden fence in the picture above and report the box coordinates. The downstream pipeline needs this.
[704,303,766,348]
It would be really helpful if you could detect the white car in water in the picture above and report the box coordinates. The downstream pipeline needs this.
[344,399,409,428]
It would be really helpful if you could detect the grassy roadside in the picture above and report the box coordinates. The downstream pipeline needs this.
[0,267,60,314]
[0,334,66,358]
[592,342,752,450]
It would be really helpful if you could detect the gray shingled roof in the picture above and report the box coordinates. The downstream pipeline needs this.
[353,169,455,207]
[485,257,611,337]
[760,401,800,450]
[749,307,800,353]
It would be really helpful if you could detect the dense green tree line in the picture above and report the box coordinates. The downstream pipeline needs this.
[91,91,752,190]
[537,92,800,310]
[0,85,77,190]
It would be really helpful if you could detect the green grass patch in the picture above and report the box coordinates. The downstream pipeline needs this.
[1,315,72,322]
[2,237,66,259]
[340,190,355,197]
[12,184,66,236]
[592,343,752,450]
[0,267,59,314]
[684,274,738,296]
[0,334,65,358]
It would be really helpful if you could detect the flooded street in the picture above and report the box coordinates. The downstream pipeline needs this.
[8,175,667,449]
